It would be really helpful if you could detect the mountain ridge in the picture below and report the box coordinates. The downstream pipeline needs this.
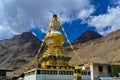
[68,30,120,65]
[0,30,120,74]
[73,30,102,44]
[0,32,42,73]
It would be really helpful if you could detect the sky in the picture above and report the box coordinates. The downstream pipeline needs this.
[0,0,120,42]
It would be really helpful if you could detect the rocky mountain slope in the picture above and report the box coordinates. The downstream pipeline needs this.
[0,32,42,73]
[73,30,102,44]
[68,30,120,65]
[0,30,120,74]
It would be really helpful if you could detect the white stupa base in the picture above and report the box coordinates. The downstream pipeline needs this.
[24,68,74,80]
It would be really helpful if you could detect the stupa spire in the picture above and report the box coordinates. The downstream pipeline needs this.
[40,14,72,69]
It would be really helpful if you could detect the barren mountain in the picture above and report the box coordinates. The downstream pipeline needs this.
[73,30,102,44]
[68,30,120,65]
[0,32,42,74]
[0,30,120,74]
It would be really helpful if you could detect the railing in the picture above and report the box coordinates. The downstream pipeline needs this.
[25,68,74,76]
[112,77,120,80]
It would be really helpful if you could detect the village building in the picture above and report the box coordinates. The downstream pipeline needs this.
[74,62,120,80]
[0,68,13,79]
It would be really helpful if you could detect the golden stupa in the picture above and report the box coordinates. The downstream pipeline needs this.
[41,14,71,69]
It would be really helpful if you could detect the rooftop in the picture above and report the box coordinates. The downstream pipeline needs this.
[0,68,13,72]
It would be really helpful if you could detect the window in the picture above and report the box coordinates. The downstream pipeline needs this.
[77,69,81,73]
[108,66,112,73]
[0,71,6,76]
[74,69,77,73]
[98,66,103,72]
[88,72,90,75]
[37,70,41,74]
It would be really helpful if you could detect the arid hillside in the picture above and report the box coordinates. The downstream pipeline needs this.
[0,30,120,74]
[0,32,42,74]
[68,30,120,65]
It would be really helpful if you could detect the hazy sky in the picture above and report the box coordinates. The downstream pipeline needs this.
[0,0,120,41]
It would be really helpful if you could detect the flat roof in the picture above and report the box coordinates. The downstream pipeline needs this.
[77,62,120,66]
[0,68,13,72]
